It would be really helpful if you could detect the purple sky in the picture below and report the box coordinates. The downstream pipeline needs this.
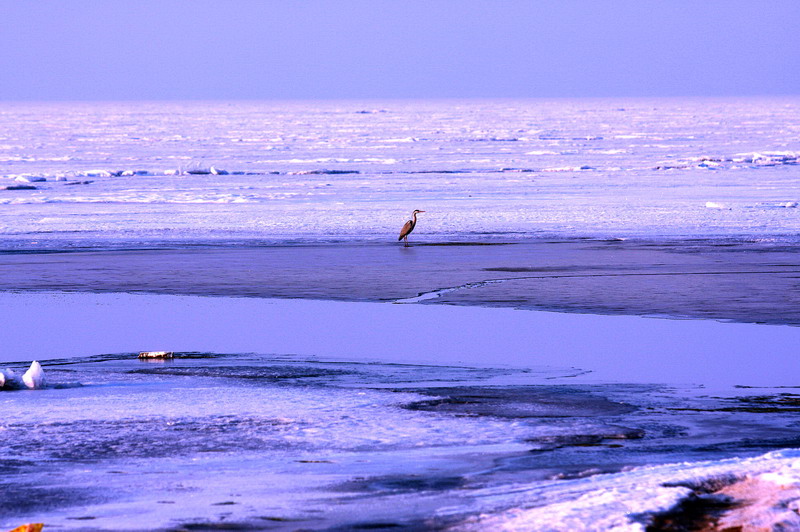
[2,0,799,101]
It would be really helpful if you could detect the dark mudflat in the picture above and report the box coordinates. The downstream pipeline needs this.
[1,238,799,325]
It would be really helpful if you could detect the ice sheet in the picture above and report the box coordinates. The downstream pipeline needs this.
[1,98,799,248]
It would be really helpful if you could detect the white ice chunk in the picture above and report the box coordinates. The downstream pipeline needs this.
[22,360,46,389]
[15,175,46,182]
[379,137,418,143]
[121,170,151,176]
[82,169,118,177]
[542,165,593,172]
[733,152,798,165]
[705,201,730,210]
[525,150,559,155]
[1,368,23,390]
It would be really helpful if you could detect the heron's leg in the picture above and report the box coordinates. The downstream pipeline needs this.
[404,236,409,247]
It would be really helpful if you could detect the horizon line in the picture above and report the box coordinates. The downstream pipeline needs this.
[2,93,800,105]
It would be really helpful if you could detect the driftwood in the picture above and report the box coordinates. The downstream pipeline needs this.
[138,351,174,359]
[10,524,44,532]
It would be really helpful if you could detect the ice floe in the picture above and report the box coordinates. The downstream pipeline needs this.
[756,201,799,209]
[120,169,151,176]
[541,165,593,172]
[1,361,46,390]
[651,151,800,172]
[734,151,798,165]
[288,169,360,175]
[22,361,46,389]
[82,169,118,177]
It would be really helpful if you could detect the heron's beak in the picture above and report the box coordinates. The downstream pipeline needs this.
[419,211,426,213]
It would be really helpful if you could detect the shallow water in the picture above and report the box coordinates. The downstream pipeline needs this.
[3,291,800,389]
[3,238,800,325]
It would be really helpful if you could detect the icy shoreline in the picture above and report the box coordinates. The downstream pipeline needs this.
[2,293,800,530]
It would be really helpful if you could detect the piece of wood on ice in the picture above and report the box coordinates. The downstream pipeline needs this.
[10,524,44,532]
[138,351,174,359]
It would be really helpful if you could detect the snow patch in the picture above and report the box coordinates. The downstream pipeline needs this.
[456,450,800,531]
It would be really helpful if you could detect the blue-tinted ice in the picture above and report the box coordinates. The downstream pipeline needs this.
[2,347,800,530]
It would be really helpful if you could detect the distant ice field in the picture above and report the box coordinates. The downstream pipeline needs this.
[1,97,799,248]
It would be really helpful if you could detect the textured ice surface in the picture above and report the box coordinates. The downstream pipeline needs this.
[3,293,800,529]
[1,98,799,249]
[454,450,800,531]
[3,349,800,531]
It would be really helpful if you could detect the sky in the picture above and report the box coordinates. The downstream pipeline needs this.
[1,0,799,101]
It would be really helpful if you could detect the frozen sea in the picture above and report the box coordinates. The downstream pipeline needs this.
[2,98,800,530]
[1,97,799,247]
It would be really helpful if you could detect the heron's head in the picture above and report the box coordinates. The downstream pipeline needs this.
[413,210,426,214]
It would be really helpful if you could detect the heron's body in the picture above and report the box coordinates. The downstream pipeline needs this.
[398,210,425,246]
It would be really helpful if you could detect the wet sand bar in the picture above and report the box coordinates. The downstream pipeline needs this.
[2,238,799,325]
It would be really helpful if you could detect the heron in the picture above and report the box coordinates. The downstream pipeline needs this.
[398,209,425,246]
